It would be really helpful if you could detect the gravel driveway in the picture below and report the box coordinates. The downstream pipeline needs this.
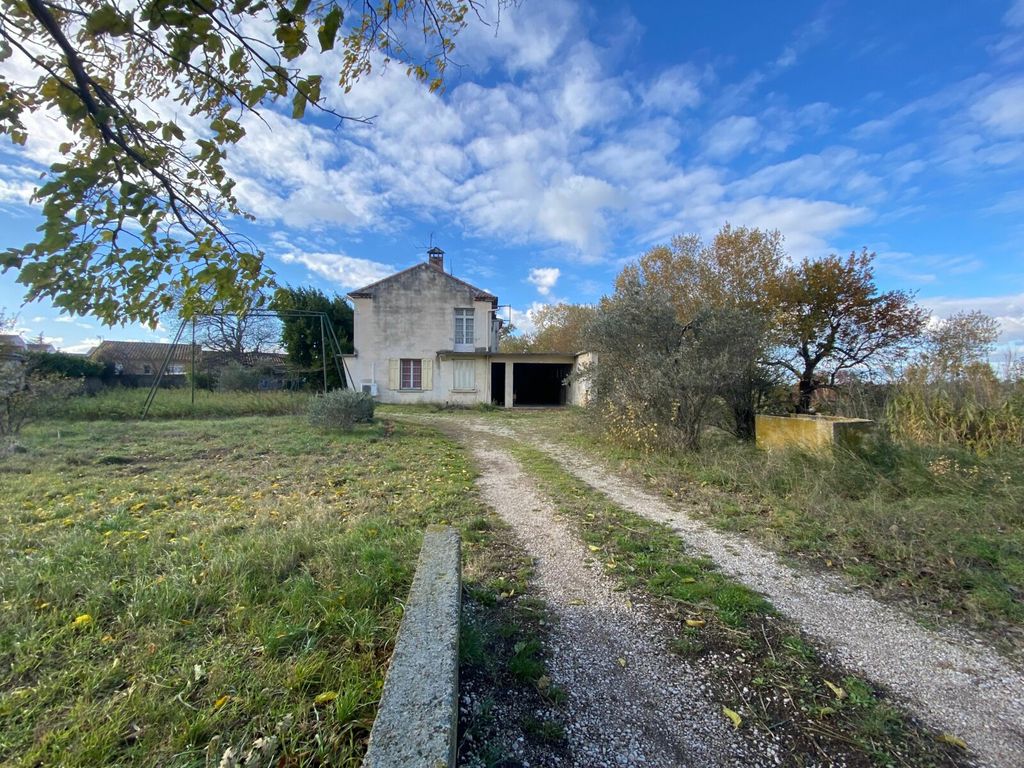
[472,443,770,767]
[411,413,1024,768]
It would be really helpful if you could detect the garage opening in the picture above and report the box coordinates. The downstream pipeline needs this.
[513,363,572,406]
[491,362,505,407]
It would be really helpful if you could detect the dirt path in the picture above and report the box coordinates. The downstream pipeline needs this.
[414,414,1024,768]
[471,442,772,766]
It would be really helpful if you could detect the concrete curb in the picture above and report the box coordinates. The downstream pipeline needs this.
[363,525,461,768]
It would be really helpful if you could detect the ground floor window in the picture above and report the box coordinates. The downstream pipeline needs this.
[400,358,422,390]
[453,359,475,390]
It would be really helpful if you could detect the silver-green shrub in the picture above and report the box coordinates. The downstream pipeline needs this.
[307,389,375,431]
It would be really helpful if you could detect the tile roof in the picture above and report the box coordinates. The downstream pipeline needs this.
[89,340,199,363]
[349,262,497,303]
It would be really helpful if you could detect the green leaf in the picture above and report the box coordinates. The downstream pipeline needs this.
[291,91,306,119]
[318,7,343,52]
[85,5,130,37]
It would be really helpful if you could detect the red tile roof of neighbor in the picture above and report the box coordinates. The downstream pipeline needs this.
[89,340,199,363]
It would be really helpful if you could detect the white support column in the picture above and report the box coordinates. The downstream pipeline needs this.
[504,361,514,409]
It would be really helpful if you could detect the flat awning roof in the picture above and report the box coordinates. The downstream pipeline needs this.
[437,351,580,364]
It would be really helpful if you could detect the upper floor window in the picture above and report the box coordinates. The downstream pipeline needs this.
[454,308,474,346]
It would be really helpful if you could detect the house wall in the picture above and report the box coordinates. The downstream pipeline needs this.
[348,266,496,405]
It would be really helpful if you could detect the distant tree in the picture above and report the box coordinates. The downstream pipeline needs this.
[531,303,597,352]
[163,287,279,361]
[273,286,352,388]
[621,224,785,438]
[769,249,927,414]
[0,0,498,326]
[921,310,1000,382]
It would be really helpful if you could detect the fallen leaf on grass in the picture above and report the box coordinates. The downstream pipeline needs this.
[587,545,601,552]
[938,734,967,750]
[213,695,231,710]
[823,680,847,700]
[685,619,706,628]
[314,691,338,705]
[71,614,93,628]
[722,706,742,729]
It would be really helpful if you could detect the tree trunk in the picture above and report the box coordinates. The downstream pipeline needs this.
[796,376,815,414]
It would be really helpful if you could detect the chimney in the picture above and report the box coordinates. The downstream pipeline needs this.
[427,246,445,271]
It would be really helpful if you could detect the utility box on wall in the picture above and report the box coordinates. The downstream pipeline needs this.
[755,414,873,451]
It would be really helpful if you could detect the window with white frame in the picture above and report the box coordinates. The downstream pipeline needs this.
[454,308,474,346]
[400,358,422,390]
[453,359,475,390]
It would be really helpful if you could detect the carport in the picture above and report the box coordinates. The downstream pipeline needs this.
[489,353,580,408]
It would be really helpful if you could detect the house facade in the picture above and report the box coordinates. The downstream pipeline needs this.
[343,249,593,408]
[89,340,198,385]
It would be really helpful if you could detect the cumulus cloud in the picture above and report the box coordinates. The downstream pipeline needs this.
[527,267,561,295]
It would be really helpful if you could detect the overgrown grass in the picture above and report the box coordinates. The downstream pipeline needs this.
[507,441,968,766]
[0,416,479,766]
[48,388,311,421]
[533,409,1024,655]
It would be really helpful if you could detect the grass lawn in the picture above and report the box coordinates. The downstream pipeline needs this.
[51,389,311,421]
[524,408,1024,655]
[0,415,481,766]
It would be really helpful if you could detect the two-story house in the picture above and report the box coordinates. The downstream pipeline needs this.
[343,248,593,408]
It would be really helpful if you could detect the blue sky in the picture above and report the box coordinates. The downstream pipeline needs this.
[1,0,1023,354]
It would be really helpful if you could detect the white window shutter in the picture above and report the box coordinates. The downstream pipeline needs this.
[388,359,400,390]
[421,358,433,390]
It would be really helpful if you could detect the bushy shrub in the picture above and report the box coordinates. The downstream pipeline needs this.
[307,389,375,431]
[216,361,261,392]
[25,351,106,379]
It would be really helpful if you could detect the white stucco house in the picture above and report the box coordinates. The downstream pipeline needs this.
[342,248,593,407]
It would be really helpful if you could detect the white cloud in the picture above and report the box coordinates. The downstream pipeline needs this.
[918,292,1024,342]
[642,65,702,113]
[704,116,761,159]
[60,337,105,354]
[971,81,1024,135]
[1005,0,1024,27]
[527,267,561,295]
[275,243,395,291]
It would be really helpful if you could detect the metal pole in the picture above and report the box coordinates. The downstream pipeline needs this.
[320,314,328,394]
[190,318,196,407]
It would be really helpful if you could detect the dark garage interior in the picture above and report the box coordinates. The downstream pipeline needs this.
[512,363,572,406]
[491,362,505,406]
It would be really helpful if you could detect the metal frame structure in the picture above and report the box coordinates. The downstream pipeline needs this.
[141,309,353,418]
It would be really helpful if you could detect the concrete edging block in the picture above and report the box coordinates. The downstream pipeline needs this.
[363,525,461,768]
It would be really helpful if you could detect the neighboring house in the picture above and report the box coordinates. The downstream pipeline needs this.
[344,248,593,407]
[89,340,199,384]
[0,334,28,362]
